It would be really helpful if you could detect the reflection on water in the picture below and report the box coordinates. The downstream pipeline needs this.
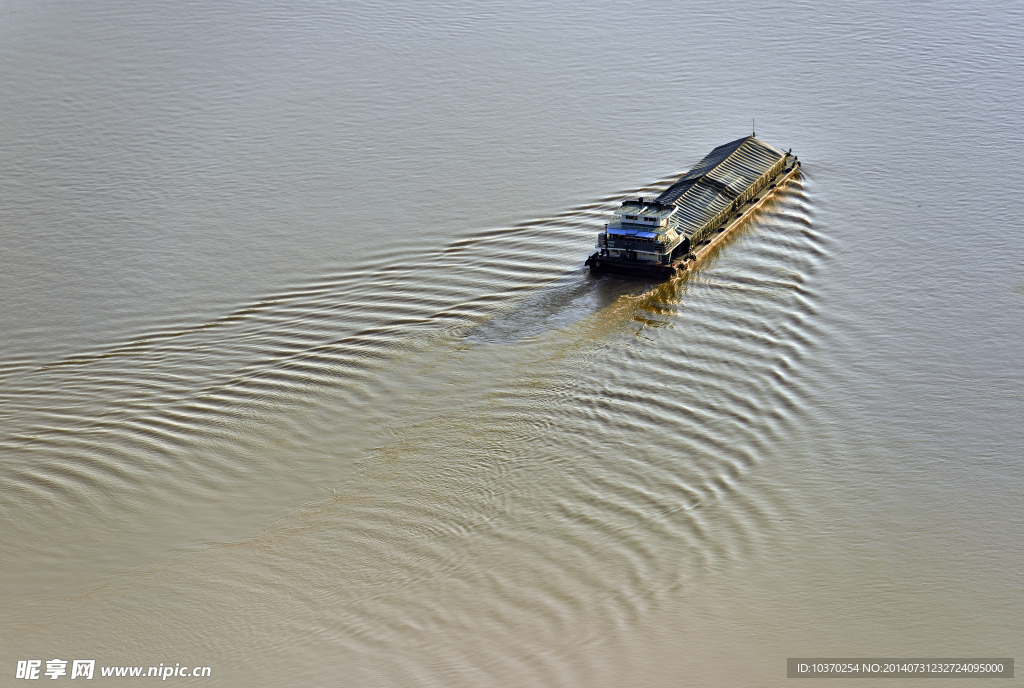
[2,0,1023,685]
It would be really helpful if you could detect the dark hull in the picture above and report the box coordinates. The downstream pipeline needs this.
[584,254,677,278]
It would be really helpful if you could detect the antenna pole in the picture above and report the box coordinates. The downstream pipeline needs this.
[752,117,756,137]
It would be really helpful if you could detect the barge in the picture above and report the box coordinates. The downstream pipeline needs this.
[586,135,800,278]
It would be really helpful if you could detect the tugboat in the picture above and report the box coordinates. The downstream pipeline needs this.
[586,135,800,278]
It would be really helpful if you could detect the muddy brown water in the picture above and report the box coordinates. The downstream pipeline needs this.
[2,0,1022,685]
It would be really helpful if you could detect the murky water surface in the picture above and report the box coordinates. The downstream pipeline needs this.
[2,0,1022,685]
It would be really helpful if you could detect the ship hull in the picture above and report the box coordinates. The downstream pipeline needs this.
[587,157,801,279]
[584,254,677,278]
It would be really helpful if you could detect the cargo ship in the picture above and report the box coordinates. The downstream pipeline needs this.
[585,135,800,278]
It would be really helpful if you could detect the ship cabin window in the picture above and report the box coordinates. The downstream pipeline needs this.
[624,215,637,220]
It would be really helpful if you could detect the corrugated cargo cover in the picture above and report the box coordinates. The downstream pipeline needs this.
[656,136,785,239]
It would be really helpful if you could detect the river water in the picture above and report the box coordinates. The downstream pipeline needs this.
[2,0,1022,685]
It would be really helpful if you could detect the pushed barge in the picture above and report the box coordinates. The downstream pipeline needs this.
[586,135,800,278]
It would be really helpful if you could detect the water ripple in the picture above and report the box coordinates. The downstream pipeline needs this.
[2,169,839,685]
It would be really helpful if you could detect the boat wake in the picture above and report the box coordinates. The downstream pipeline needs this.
[2,170,840,688]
